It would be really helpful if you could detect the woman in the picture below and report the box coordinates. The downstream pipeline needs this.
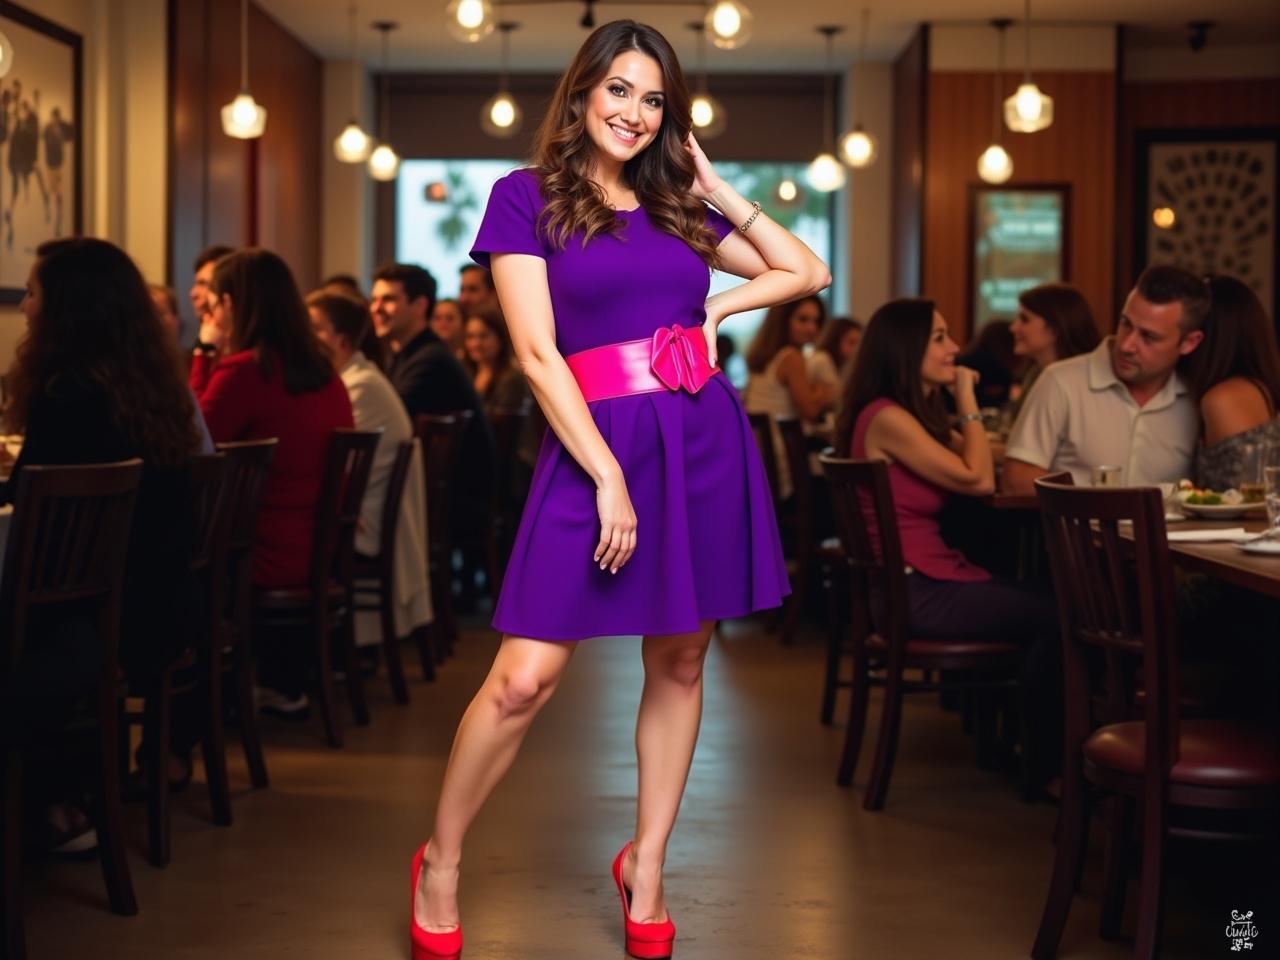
[742,295,834,499]
[412,20,828,960]
[2,238,203,851]
[191,248,354,713]
[462,308,530,414]
[430,297,466,360]
[834,299,1059,793]
[1008,283,1099,414]
[1183,275,1280,490]
[810,315,862,391]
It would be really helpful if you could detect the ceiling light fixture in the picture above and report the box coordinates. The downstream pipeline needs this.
[446,0,495,43]
[687,22,726,140]
[807,26,846,194]
[1003,0,1053,133]
[367,20,401,182]
[979,20,1014,184]
[838,7,877,170]
[0,30,14,79]
[333,4,373,163]
[221,0,267,139]
[705,0,753,51]
[482,22,523,138]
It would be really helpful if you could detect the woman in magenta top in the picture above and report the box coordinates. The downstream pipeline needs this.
[835,298,1059,790]
[191,249,355,590]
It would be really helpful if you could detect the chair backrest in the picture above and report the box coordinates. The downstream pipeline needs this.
[377,439,417,561]
[215,438,277,625]
[747,412,781,503]
[1034,473,1181,772]
[489,407,530,510]
[311,429,380,592]
[415,414,464,557]
[0,460,143,671]
[819,454,908,644]
[188,453,228,575]
[776,415,813,534]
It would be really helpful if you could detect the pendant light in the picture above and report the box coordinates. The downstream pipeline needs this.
[704,0,753,51]
[333,4,373,163]
[837,8,877,169]
[367,21,400,182]
[687,23,726,140]
[774,177,803,209]
[1004,0,1053,133]
[221,0,267,139]
[978,20,1014,184]
[0,29,13,79]
[807,26,846,194]
[446,0,495,43]
[481,22,523,138]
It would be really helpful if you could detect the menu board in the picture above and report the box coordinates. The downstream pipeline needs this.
[971,187,1068,333]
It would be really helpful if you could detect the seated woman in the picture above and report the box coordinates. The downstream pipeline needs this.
[430,297,467,360]
[2,237,204,852]
[1183,275,1280,490]
[809,315,862,393]
[307,288,432,648]
[743,295,835,498]
[834,298,1060,790]
[463,308,530,415]
[1008,283,1099,417]
[191,248,354,715]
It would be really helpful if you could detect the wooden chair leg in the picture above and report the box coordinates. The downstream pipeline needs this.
[380,581,409,705]
[143,672,173,868]
[412,625,436,683]
[95,680,137,916]
[836,648,871,787]
[314,615,344,749]
[863,664,905,810]
[1133,790,1168,960]
[820,619,843,726]
[3,748,26,960]
[1031,769,1091,959]
[781,554,809,646]
[201,643,233,827]
[342,608,370,727]
[234,626,269,789]
[1099,796,1131,940]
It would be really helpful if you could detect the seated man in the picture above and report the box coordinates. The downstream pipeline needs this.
[1002,265,1208,494]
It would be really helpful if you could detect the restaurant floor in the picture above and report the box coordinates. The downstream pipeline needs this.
[24,617,1276,959]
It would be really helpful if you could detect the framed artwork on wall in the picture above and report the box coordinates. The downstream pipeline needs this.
[1135,127,1279,321]
[0,1,83,304]
[968,184,1071,336]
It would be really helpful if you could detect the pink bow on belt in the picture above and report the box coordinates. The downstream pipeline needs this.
[650,324,714,395]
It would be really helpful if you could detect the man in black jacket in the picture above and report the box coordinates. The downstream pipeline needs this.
[370,262,495,592]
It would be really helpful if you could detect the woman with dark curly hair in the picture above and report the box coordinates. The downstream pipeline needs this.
[2,237,206,851]
[410,19,829,960]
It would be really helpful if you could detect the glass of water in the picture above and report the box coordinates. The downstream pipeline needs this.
[1266,465,1280,533]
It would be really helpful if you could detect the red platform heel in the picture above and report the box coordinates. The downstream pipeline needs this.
[410,844,463,960]
[612,842,676,959]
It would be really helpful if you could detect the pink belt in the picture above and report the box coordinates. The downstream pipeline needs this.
[565,324,720,403]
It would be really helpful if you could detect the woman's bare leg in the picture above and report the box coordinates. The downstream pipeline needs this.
[416,634,577,932]
[623,621,716,923]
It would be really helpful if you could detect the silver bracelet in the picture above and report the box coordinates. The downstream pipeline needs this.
[957,411,983,425]
[738,200,762,234]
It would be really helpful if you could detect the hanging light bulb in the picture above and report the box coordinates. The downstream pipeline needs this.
[446,0,495,43]
[807,26,845,194]
[1003,0,1053,132]
[0,30,14,79]
[333,5,373,162]
[221,0,267,139]
[774,177,803,209]
[705,1,753,51]
[979,21,1014,185]
[367,21,400,181]
[686,22,727,140]
[837,10,877,170]
[481,23,523,138]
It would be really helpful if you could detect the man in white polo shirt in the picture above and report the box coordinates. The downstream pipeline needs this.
[1002,265,1209,493]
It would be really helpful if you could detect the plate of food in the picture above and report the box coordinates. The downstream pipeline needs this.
[1175,482,1266,519]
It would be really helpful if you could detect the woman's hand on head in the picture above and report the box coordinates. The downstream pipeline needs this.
[683,133,724,201]
[198,316,227,354]
[595,472,637,574]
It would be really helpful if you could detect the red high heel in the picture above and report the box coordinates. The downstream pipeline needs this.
[410,844,463,960]
[611,842,676,959]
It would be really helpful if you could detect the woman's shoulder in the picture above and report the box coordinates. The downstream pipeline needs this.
[1201,376,1272,425]
[494,167,546,204]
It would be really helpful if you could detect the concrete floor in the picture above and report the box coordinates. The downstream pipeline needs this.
[23,617,1276,959]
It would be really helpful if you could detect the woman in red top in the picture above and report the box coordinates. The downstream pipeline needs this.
[191,248,354,710]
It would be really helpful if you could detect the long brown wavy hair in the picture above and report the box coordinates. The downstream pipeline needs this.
[1182,275,1280,408]
[531,19,721,266]
[6,238,199,467]
[745,296,827,373]
[1017,283,1099,362]
[213,248,334,395]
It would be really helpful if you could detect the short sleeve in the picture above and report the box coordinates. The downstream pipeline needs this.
[470,171,547,268]
[1004,371,1067,470]
[704,204,736,244]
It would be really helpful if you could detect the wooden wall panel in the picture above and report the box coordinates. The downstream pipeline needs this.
[923,70,1116,344]
[1117,77,1280,300]
[892,27,927,298]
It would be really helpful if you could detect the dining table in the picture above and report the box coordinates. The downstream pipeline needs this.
[1131,517,1280,600]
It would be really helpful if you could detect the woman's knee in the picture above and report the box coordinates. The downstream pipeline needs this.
[488,642,571,719]
[646,639,709,688]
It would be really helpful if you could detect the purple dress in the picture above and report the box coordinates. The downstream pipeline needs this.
[470,168,789,640]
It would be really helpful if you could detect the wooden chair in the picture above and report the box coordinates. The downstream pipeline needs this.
[1030,475,1280,960]
[746,411,781,502]
[252,430,379,749]
[819,454,1024,810]
[215,439,277,790]
[487,407,530,593]
[1,460,144,960]
[415,414,467,664]
[352,439,419,703]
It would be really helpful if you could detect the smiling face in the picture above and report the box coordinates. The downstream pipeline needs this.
[464,317,501,367]
[786,299,823,347]
[919,311,960,390]
[584,51,665,173]
[1011,304,1058,366]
